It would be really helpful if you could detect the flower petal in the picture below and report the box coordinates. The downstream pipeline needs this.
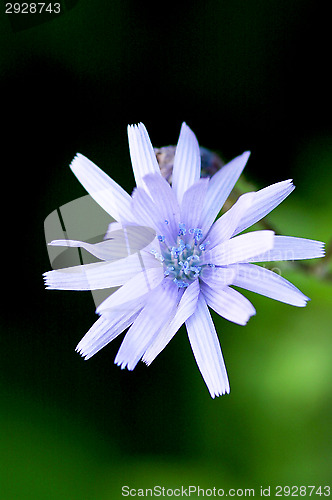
[172,122,201,205]
[142,279,200,365]
[202,230,275,266]
[48,226,156,261]
[200,265,236,287]
[199,151,250,234]
[180,178,209,239]
[200,281,256,325]
[127,123,161,190]
[246,236,325,262]
[104,223,156,248]
[206,192,254,247]
[114,279,179,370]
[131,187,176,246]
[228,263,309,307]
[76,300,145,360]
[44,252,162,290]
[232,180,295,236]
[103,225,156,255]
[142,173,181,240]
[185,293,230,398]
[70,154,133,222]
[96,266,164,314]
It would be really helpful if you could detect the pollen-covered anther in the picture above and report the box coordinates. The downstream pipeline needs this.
[199,240,210,251]
[178,222,186,236]
[158,227,208,288]
[189,227,203,244]
[150,249,165,262]
[173,278,189,288]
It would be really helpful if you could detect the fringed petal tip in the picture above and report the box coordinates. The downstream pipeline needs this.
[43,271,52,289]
[141,357,151,367]
[75,345,87,359]
[115,359,133,371]
[320,241,326,258]
[210,385,230,399]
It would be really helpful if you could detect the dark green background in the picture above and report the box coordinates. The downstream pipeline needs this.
[1,1,331,498]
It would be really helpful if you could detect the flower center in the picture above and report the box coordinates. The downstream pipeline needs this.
[151,223,213,288]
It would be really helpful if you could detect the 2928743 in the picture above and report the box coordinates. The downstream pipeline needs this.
[5,3,61,14]
[275,485,330,496]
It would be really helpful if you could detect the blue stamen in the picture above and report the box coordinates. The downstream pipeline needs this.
[178,223,186,236]
[160,227,208,288]
[173,278,189,288]
[199,240,210,251]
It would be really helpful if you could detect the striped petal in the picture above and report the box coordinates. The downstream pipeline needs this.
[200,281,256,325]
[70,154,133,222]
[76,298,145,360]
[228,263,309,307]
[232,180,295,236]
[114,279,179,370]
[142,279,200,365]
[96,266,164,314]
[172,122,201,205]
[131,187,176,246]
[199,151,250,235]
[246,236,325,262]
[127,123,161,191]
[186,293,230,398]
[48,226,155,261]
[202,230,275,266]
[207,192,254,247]
[200,266,236,287]
[43,251,161,290]
[142,173,181,240]
[180,178,209,241]
[103,224,156,254]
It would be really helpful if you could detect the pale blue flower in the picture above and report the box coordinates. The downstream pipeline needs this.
[44,123,324,398]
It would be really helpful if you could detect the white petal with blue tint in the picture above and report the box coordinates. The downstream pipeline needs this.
[142,173,181,240]
[127,123,161,191]
[115,280,179,370]
[247,236,325,262]
[76,303,144,360]
[48,226,155,261]
[206,192,254,247]
[200,281,256,325]
[172,122,201,205]
[142,279,200,365]
[96,266,164,314]
[228,263,309,307]
[131,187,177,246]
[70,154,133,222]
[43,251,161,290]
[103,224,156,255]
[199,151,250,235]
[203,230,275,266]
[180,178,209,239]
[200,266,236,287]
[186,294,230,398]
[232,180,295,236]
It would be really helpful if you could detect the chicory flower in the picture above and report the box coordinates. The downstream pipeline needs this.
[44,123,324,397]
